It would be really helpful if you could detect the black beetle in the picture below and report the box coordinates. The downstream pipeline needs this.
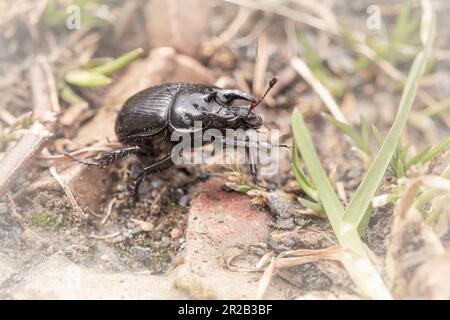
[68,78,278,200]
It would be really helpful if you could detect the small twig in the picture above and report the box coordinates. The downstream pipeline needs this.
[290,56,348,124]
[0,122,52,199]
[29,57,59,129]
[256,257,276,299]
[6,192,23,224]
[101,198,117,224]
[0,109,17,126]
[234,18,270,47]
[336,181,348,206]
[252,32,269,97]
[205,7,252,50]
[89,231,121,240]
[224,0,334,33]
[49,166,85,217]
[38,56,61,114]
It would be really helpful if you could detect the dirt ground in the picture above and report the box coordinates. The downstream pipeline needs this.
[0,0,449,299]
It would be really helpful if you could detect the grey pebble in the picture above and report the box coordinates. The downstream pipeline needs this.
[179,195,191,207]
[267,192,292,218]
[275,217,295,230]
[132,245,151,262]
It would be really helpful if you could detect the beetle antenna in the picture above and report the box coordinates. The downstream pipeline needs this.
[247,77,278,116]
[64,152,101,166]
[249,77,278,111]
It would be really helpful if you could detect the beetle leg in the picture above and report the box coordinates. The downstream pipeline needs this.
[245,134,259,186]
[65,146,142,167]
[128,155,174,201]
[221,137,290,150]
[96,146,143,167]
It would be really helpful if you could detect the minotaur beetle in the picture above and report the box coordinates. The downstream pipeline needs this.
[67,78,279,200]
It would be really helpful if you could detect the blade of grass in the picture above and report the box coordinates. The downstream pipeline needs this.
[340,0,436,237]
[360,116,371,156]
[406,144,432,167]
[420,136,450,163]
[297,197,324,214]
[91,48,144,76]
[323,114,363,147]
[414,164,450,210]
[292,109,391,299]
[64,70,112,87]
[292,144,319,201]
[290,56,348,124]
[292,109,344,234]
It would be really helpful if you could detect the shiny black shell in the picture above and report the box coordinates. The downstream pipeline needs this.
[115,83,219,146]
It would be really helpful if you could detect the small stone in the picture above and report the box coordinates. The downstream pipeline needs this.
[150,179,164,189]
[250,246,266,257]
[179,195,191,207]
[131,218,154,232]
[160,236,171,248]
[275,217,295,230]
[132,246,151,262]
[267,192,292,218]
[170,227,182,239]
[345,168,363,189]
[294,217,310,227]
[267,238,292,252]
[283,238,295,248]
[347,168,362,179]
[115,184,126,192]
[174,188,185,201]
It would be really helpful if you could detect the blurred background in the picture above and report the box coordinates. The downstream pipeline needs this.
[0,0,449,299]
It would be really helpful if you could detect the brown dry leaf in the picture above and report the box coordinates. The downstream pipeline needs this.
[256,257,276,299]
[386,180,445,299]
[256,246,346,299]
[145,0,210,57]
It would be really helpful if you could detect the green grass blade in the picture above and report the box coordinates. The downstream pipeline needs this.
[406,144,432,167]
[91,48,144,76]
[323,114,361,145]
[292,109,391,298]
[360,116,371,156]
[292,109,344,235]
[341,3,436,236]
[421,136,450,163]
[371,125,383,145]
[297,197,325,214]
[292,144,319,201]
[64,70,112,87]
